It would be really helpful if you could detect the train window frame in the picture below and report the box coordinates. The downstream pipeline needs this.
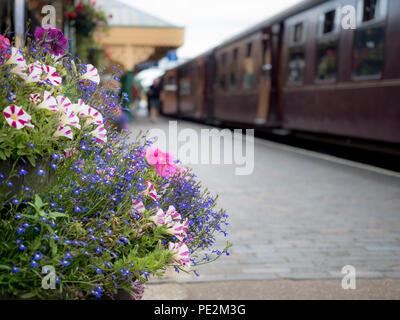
[290,21,307,47]
[356,0,388,27]
[317,7,341,38]
[352,0,388,81]
[351,21,386,81]
[315,6,341,84]
[230,47,239,91]
[287,20,307,86]
[218,52,228,91]
[243,41,255,90]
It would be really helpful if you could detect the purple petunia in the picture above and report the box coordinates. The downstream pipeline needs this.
[34,27,68,56]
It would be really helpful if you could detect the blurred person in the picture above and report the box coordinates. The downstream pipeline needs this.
[147,78,162,122]
[131,83,140,117]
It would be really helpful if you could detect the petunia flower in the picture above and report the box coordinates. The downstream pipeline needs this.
[41,64,62,86]
[22,62,42,83]
[59,109,81,129]
[0,35,10,52]
[80,64,100,85]
[56,96,73,112]
[34,27,68,56]
[5,47,27,72]
[166,219,189,242]
[29,94,41,104]
[3,105,34,129]
[149,208,172,227]
[78,103,103,125]
[142,181,159,201]
[165,205,182,221]
[169,242,191,271]
[33,91,58,112]
[89,124,107,144]
[132,199,145,215]
[53,126,73,140]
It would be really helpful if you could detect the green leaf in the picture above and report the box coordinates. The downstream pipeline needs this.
[34,195,44,209]
[19,292,36,299]
[0,265,11,270]
[48,211,68,219]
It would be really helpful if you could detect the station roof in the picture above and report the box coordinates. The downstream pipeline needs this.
[96,0,181,28]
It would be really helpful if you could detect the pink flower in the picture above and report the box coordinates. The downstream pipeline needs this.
[41,64,61,86]
[132,199,145,215]
[81,64,100,85]
[59,109,81,129]
[5,47,26,71]
[0,35,10,51]
[33,91,58,112]
[149,208,172,227]
[146,147,174,165]
[146,148,178,178]
[3,105,34,130]
[155,163,177,178]
[53,125,73,140]
[56,95,73,112]
[89,124,107,144]
[78,103,103,125]
[166,219,189,242]
[169,242,191,271]
[22,62,42,83]
[166,205,182,221]
[142,181,159,201]
[65,148,79,158]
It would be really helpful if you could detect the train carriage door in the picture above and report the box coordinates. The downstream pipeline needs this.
[256,32,272,125]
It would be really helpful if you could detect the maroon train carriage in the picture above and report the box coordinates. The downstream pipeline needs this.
[161,0,400,152]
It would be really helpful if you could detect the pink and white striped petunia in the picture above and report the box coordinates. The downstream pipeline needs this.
[41,64,62,86]
[80,64,100,85]
[132,199,145,215]
[142,181,159,201]
[166,219,189,242]
[29,93,41,104]
[23,62,42,83]
[59,109,81,129]
[78,104,103,125]
[33,91,58,112]
[89,124,107,144]
[5,47,27,71]
[149,208,172,227]
[168,242,191,271]
[56,95,73,112]
[53,125,73,140]
[3,105,34,130]
[72,99,87,114]
[166,205,182,221]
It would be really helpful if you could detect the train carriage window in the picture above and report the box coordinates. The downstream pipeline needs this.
[287,21,306,85]
[288,48,305,85]
[179,79,191,95]
[353,0,387,79]
[230,48,239,90]
[316,8,340,82]
[243,42,254,89]
[352,24,385,78]
[316,40,338,81]
[294,23,304,44]
[219,53,227,90]
[357,0,388,23]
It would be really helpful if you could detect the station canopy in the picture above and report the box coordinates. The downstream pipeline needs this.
[97,0,184,72]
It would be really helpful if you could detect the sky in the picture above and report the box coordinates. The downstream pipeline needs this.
[119,0,303,59]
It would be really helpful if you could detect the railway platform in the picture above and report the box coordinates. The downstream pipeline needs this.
[128,116,400,299]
